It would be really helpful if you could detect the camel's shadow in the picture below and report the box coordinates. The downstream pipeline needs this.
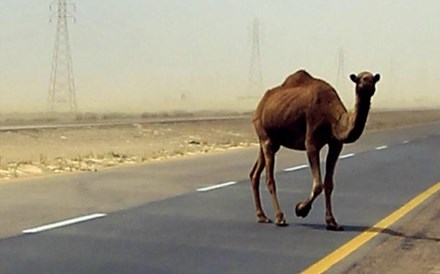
[298,223,440,243]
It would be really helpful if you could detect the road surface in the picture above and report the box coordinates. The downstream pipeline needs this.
[0,122,438,273]
[0,115,246,132]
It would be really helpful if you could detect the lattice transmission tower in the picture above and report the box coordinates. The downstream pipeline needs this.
[336,47,346,88]
[247,18,263,97]
[336,47,348,96]
[48,0,77,112]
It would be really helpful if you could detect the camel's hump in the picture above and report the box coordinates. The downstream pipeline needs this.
[281,70,315,88]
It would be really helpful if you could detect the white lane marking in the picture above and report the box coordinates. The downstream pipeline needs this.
[375,145,388,150]
[23,213,107,234]
[339,153,355,159]
[197,181,237,192]
[284,164,309,172]
[402,140,410,144]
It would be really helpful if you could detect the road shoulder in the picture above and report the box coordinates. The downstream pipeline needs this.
[343,193,440,274]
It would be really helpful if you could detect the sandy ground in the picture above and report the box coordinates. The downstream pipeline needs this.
[1,110,440,181]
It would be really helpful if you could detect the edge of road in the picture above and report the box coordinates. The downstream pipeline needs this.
[300,181,440,274]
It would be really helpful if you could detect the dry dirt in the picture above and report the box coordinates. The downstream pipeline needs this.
[1,110,440,181]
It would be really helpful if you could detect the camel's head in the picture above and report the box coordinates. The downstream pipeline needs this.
[350,72,380,98]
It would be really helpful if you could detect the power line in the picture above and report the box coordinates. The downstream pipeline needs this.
[48,0,77,113]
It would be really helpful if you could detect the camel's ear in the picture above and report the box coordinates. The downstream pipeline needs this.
[350,74,358,83]
[374,74,381,83]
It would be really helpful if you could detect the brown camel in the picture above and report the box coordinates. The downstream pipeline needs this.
[250,69,380,230]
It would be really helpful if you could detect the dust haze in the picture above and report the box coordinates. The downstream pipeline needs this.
[1,1,439,116]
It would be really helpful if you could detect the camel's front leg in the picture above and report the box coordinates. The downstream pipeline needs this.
[324,142,344,231]
[295,143,323,218]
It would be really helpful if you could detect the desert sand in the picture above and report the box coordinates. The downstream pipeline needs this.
[1,110,439,181]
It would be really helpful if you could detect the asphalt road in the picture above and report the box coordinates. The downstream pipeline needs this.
[0,123,439,273]
[0,115,246,132]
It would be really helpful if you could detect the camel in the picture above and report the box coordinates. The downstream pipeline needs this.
[250,69,380,230]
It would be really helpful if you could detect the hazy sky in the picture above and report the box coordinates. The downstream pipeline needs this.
[1,0,440,112]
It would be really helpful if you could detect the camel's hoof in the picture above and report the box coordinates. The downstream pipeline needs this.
[275,213,288,227]
[326,224,344,231]
[257,218,272,224]
[257,214,272,224]
[295,202,312,218]
[275,219,289,227]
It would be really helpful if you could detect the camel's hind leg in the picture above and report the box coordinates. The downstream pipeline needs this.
[250,148,271,223]
[260,141,287,226]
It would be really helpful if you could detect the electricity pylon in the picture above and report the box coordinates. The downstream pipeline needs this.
[336,47,345,89]
[336,47,348,98]
[247,18,263,97]
[48,0,77,112]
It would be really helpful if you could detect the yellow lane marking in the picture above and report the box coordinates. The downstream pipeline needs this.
[301,181,440,274]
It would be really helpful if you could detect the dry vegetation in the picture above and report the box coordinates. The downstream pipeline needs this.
[0,109,439,181]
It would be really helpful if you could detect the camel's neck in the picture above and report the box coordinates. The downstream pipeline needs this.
[334,94,371,144]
